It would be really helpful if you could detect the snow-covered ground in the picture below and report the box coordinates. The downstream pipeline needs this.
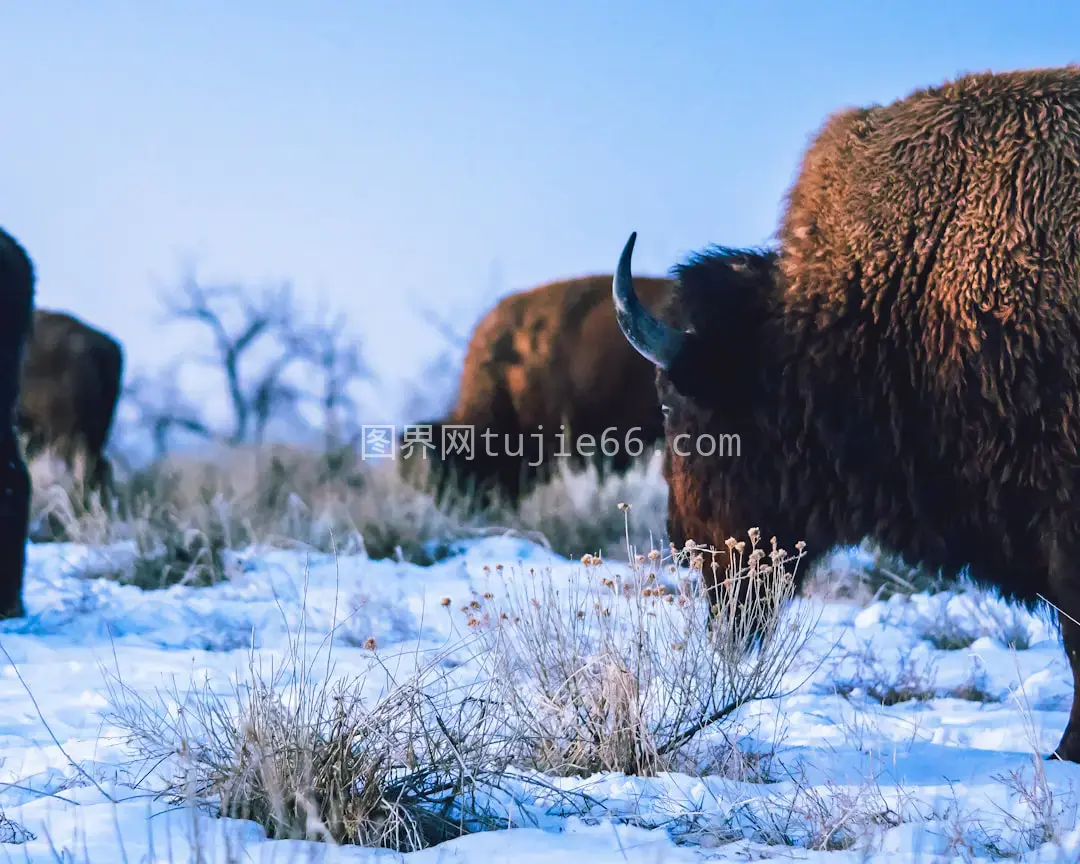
[0,538,1078,862]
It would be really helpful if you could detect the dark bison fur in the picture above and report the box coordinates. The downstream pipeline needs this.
[402,273,672,510]
[18,309,124,507]
[616,66,1080,763]
[0,227,35,618]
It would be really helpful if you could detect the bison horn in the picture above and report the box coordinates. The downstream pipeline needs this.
[613,231,685,369]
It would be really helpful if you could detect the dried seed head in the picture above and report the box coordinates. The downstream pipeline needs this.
[647,549,660,561]
[582,553,595,566]
[795,540,807,552]
[617,502,630,512]
[636,554,646,565]
[364,637,377,651]
[747,527,761,544]
[440,597,451,607]
[483,592,494,600]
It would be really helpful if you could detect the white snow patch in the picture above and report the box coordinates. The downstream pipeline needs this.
[0,540,1072,861]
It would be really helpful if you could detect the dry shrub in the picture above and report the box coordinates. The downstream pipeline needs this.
[824,640,939,706]
[463,521,818,777]
[103,624,566,851]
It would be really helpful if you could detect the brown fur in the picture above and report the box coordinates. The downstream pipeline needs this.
[18,309,124,503]
[651,66,1080,761]
[406,274,672,508]
[0,226,35,618]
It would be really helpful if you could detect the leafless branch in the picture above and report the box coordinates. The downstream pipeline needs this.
[126,271,373,457]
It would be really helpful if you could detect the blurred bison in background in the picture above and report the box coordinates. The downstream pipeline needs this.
[0,227,35,618]
[613,66,1080,762]
[402,272,672,510]
[18,309,124,506]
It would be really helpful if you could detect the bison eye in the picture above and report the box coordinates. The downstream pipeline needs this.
[661,404,672,417]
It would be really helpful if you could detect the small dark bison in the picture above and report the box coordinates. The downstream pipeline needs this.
[18,309,124,506]
[613,66,1080,763]
[0,227,35,618]
[402,273,672,509]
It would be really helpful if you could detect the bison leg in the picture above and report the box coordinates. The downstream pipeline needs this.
[1050,612,1080,762]
[0,431,29,619]
[1046,536,1080,762]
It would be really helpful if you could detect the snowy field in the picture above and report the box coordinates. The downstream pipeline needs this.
[0,536,1078,863]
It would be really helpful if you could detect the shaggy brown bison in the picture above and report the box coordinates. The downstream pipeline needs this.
[613,66,1080,763]
[403,273,672,509]
[0,227,35,618]
[18,310,124,504]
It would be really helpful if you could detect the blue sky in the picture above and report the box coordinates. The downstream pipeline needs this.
[3,1,1080,432]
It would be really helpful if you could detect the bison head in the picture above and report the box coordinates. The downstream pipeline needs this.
[613,231,777,421]
[613,231,781,637]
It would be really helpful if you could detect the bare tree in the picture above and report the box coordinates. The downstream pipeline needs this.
[127,270,372,457]
[285,303,371,451]
[124,364,213,461]
[160,275,303,446]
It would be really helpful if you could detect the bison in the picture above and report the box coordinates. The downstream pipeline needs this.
[0,227,35,618]
[18,309,124,506]
[402,273,672,510]
[613,66,1080,763]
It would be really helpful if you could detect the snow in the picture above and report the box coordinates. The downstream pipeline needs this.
[0,538,1078,862]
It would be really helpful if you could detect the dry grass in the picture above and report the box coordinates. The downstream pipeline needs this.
[102,595,572,851]
[823,639,940,707]
[99,513,819,850]
[460,523,819,777]
[28,443,672,589]
[509,452,669,559]
[901,583,1040,652]
[803,539,948,605]
[30,444,488,586]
